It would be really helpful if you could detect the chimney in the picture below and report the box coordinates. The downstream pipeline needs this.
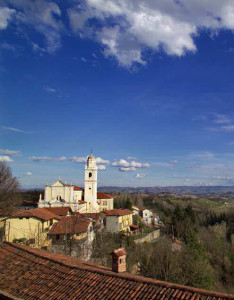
[111,248,127,273]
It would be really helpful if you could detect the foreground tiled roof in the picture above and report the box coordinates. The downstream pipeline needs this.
[45,207,72,216]
[0,243,233,300]
[6,208,61,221]
[97,192,113,199]
[103,209,133,216]
[48,216,91,235]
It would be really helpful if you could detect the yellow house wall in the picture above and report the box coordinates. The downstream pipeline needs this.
[4,217,59,247]
[106,213,133,233]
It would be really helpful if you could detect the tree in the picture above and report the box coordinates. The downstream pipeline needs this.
[125,198,132,210]
[0,162,21,215]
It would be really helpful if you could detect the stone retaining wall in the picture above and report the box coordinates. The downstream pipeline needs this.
[134,229,160,244]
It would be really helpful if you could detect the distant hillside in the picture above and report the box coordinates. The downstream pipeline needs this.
[99,186,234,197]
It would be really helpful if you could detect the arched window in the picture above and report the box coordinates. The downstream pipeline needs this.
[57,195,61,201]
[89,172,92,178]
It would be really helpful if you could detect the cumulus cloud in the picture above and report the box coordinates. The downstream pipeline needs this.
[97,164,106,170]
[2,0,63,53]
[29,156,67,162]
[0,6,15,30]
[67,0,234,67]
[3,1,234,67]
[112,158,150,172]
[70,156,109,166]
[0,155,13,162]
[0,149,20,156]
[135,173,147,179]
[95,157,110,165]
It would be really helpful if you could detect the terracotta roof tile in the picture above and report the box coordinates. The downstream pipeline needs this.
[0,242,233,300]
[45,207,72,216]
[103,209,133,216]
[48,216,91,235]
[97,192,113,199]
[6,208,61,221]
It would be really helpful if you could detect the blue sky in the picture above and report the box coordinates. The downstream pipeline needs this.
[1,0,234,188]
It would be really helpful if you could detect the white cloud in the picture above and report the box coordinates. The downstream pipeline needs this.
[98,164,106,170]
[22,171,32,176]
[70,156,109,165]
[112,158,150,172]
[3,0,63,53]
[70,156,87,163]
[213,114,231,124]
[29,156,67,162]
[95,157,110,165]
[0,155,13,162]
[0,7,15,30]
[44,86,56,93]
[67,0,234,67]
[120,167,137,172]
[1,125,25,133]
[135,173,147,179]
[0,149,20,156]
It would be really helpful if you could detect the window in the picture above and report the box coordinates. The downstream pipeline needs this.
[26,217,29,219]
[56,234,60,240]
[103,201,107,206]
[89,172,92,178]
[19,217,23,220]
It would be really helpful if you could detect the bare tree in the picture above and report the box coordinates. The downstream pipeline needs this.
[0,162,21,215]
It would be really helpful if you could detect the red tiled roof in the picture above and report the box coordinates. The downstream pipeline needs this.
[97,192,113,199]
[130,224,138,229]
[80,213,101,220]
[103,209,133,216]
[48,216,91,235]
[6,208,61,221]
[0,242,233,300]
[65,184,83,191]
[78,200,86,205]
[73,185,83,191]
[45,207,72,216]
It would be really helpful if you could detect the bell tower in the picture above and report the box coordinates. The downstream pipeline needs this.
[84,153,98,212]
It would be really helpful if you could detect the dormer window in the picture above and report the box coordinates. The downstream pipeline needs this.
[89,172,92,178]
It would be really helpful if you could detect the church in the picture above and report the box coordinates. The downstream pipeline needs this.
[38,153,114,213]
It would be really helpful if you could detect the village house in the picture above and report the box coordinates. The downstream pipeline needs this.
[132,205,140,215]
[48,215,94,243]
[48,215,95,259]
[140,208,153,226]
[0,242,233,300]
[38,153,114,213]
[103,209,133,233]
[3,208,61,247]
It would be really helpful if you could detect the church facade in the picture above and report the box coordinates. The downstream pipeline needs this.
[38,154,114,213]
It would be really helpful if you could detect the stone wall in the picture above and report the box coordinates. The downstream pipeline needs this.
[134,229,160,244]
